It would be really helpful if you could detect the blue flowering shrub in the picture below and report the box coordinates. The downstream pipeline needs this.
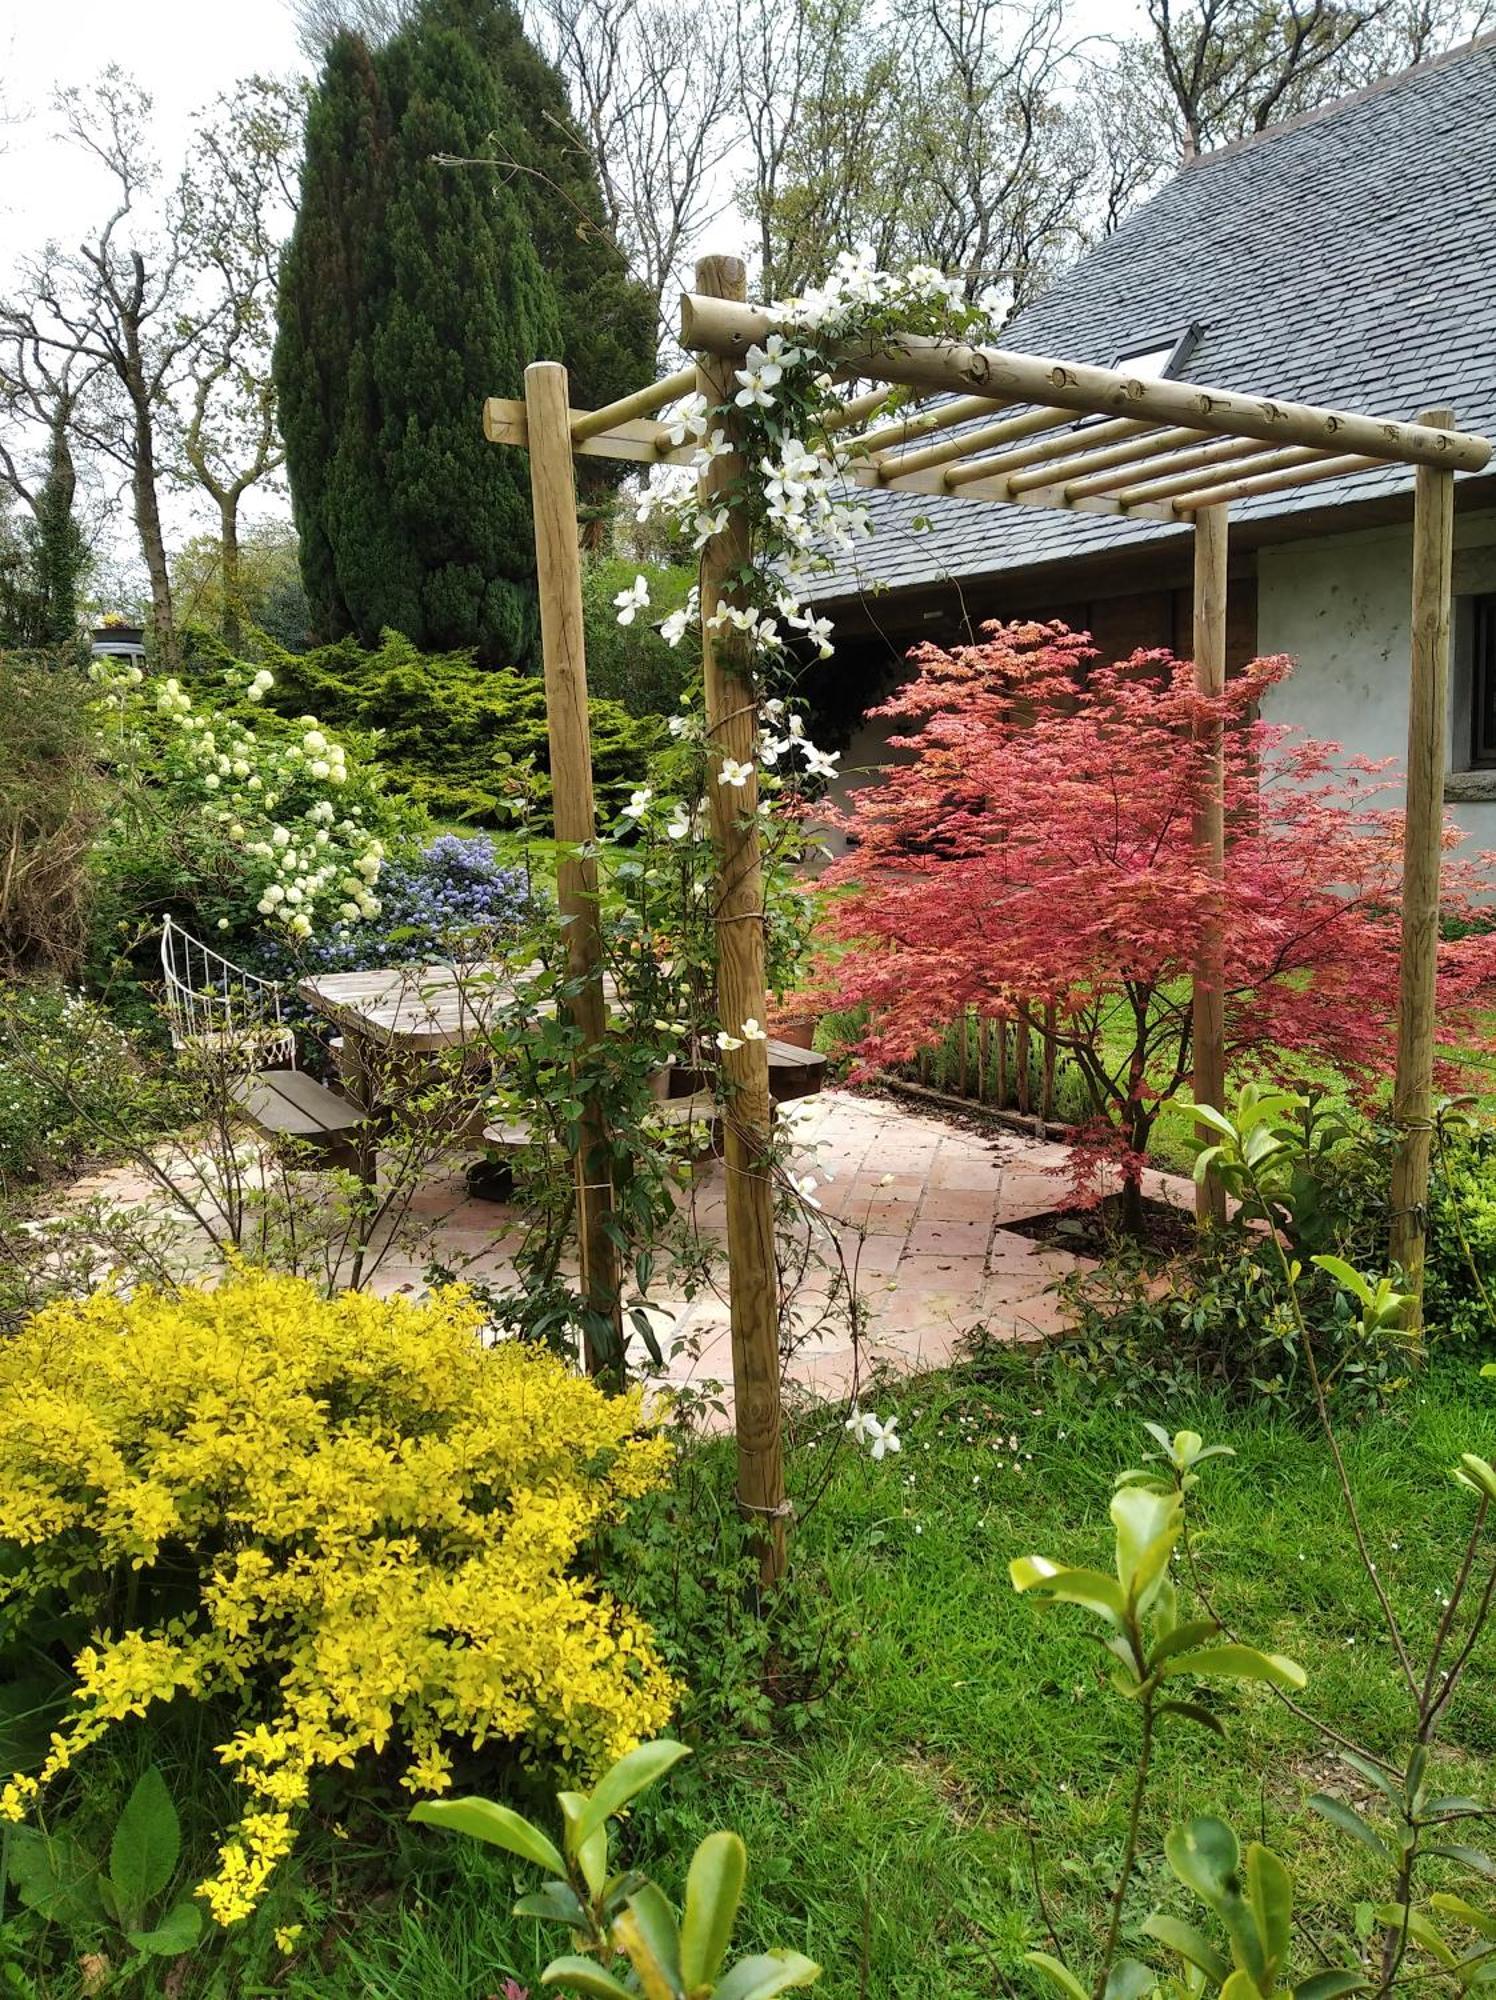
[254,833,539,979]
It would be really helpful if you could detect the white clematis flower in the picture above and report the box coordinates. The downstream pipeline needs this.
[613,574,650,625]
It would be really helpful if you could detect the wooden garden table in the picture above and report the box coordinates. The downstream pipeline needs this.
[298,959,528,1054]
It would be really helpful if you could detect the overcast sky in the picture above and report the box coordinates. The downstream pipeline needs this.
[0,0,1144,593]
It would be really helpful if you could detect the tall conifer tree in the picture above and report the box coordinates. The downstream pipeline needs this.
[276,0,651,661]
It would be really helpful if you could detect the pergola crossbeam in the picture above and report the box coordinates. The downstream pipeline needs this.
[569,364,698,441]
[679,292,1492,473]
[1172,451,1383,511]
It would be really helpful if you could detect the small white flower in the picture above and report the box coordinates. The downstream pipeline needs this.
[718,758,754,789]
[666,811,691,841]
[621,787,652,821]
[740,1018,768,1042]
[715,1029,744,1052]
[613,574,650,625]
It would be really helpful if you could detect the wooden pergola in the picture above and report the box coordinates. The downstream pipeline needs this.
[487,253,1493,1582]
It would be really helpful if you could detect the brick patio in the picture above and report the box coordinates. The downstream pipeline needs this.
[54,1089,1194,1414]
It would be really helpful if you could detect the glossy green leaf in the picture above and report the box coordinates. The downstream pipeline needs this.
[575,1740,693,1845]
[1023,1953,1092,2000]
[1311,1256,1374,1307]
[1336,1753,1402,1808]
[1455,1456,1496,1504]
[1159,1645,1305,1690]
[1111,1484,1182,1606]
[514,1882,590,1928]
[1155,1699,1227,1737]
[1150,1619,1225,1666]
[1307,1795,1391,1862]
[1372,1906,1456,1968]
[1010,1557,1128,1628]
[1104,1957,1158,2000]
[110,1766,180,1927]
[1246,1841,1292,1977]
[1167,1818,1269,1987]
[681,1830,747,1989]
[541,1958,636,1997]
[1430,1894,1496,1941]
[126,1899,203,1957]
[1427,1844,1496,1881]
[1220,1973,1266,2000]
[1293,1970,1370,2000]
[711,1949,822,1999]
[1142,1914,1230,1985]
[620,1882,682,1994]
[411,1798,566,1879]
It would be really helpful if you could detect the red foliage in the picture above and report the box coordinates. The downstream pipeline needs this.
[822,620,1496,1195]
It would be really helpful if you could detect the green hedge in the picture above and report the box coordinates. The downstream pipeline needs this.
[184,627,667,829]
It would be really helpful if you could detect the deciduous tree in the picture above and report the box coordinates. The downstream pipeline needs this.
[824,622,1496,1231]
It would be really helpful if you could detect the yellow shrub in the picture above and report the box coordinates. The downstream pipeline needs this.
[0,1272,677,1923]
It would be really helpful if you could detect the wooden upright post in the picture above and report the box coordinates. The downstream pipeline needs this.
[694,254,787,1585]
[524,360,622,1377]
[1390,409,1457,1315]
[1192,503,1230,1225]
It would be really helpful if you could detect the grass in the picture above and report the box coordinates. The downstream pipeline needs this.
[277,1346,1496,1999]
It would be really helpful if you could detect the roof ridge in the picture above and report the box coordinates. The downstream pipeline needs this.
[1184,24,1496,169]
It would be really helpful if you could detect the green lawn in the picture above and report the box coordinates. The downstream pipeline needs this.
[296,1347,1496,2000]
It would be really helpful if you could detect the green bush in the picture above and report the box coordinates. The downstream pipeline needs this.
[582,556,698,719]
[0,987,168,1197]
[1427,1124,1496,1345]
[187,627,668,827]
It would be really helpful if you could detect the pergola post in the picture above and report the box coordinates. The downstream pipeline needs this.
[693,253,788,1586]
[1191,503,1230,1225]
[523,359,623,1378]
[1390,407,1457,1316]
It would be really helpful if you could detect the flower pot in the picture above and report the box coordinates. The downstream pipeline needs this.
[770,1014,819,1051]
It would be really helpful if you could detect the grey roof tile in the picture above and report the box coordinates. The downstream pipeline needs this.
[809,34,1496,604]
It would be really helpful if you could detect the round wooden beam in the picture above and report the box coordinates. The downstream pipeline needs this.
[679,292,1493,473]
[524,361,623,1377]
[570,365,697,442]
[1390,409,1459,1317]
[1004,423,1209,496]
[1169,452,1382,512]
[693,254,788,1586]
[1096,436,1303,505]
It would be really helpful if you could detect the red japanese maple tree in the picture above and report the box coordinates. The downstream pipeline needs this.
[822,620,1496,1227]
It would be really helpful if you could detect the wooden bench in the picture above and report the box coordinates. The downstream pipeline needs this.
[229,1070,377,1183]
[766,1037,828,1103]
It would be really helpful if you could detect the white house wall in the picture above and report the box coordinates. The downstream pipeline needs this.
[1258,508,1496,845]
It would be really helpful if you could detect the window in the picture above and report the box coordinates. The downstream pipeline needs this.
[1110,325,1204,381]
[1074,323,1203,427]
[1468,593,1496,769]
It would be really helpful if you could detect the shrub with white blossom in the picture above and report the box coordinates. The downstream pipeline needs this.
[89,658,409,948]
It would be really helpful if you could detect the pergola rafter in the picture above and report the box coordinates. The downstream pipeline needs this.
[488,254,1493,1583]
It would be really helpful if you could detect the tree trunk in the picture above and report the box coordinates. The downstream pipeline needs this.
[219,497,243,656]
[131,402,174,664]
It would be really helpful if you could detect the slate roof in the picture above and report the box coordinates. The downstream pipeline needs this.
[810,31,1496,607]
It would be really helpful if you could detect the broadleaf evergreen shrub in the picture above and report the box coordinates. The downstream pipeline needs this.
[0,1272,678,1923]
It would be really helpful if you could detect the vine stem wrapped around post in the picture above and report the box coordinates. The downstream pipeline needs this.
[693,254,788,1586]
